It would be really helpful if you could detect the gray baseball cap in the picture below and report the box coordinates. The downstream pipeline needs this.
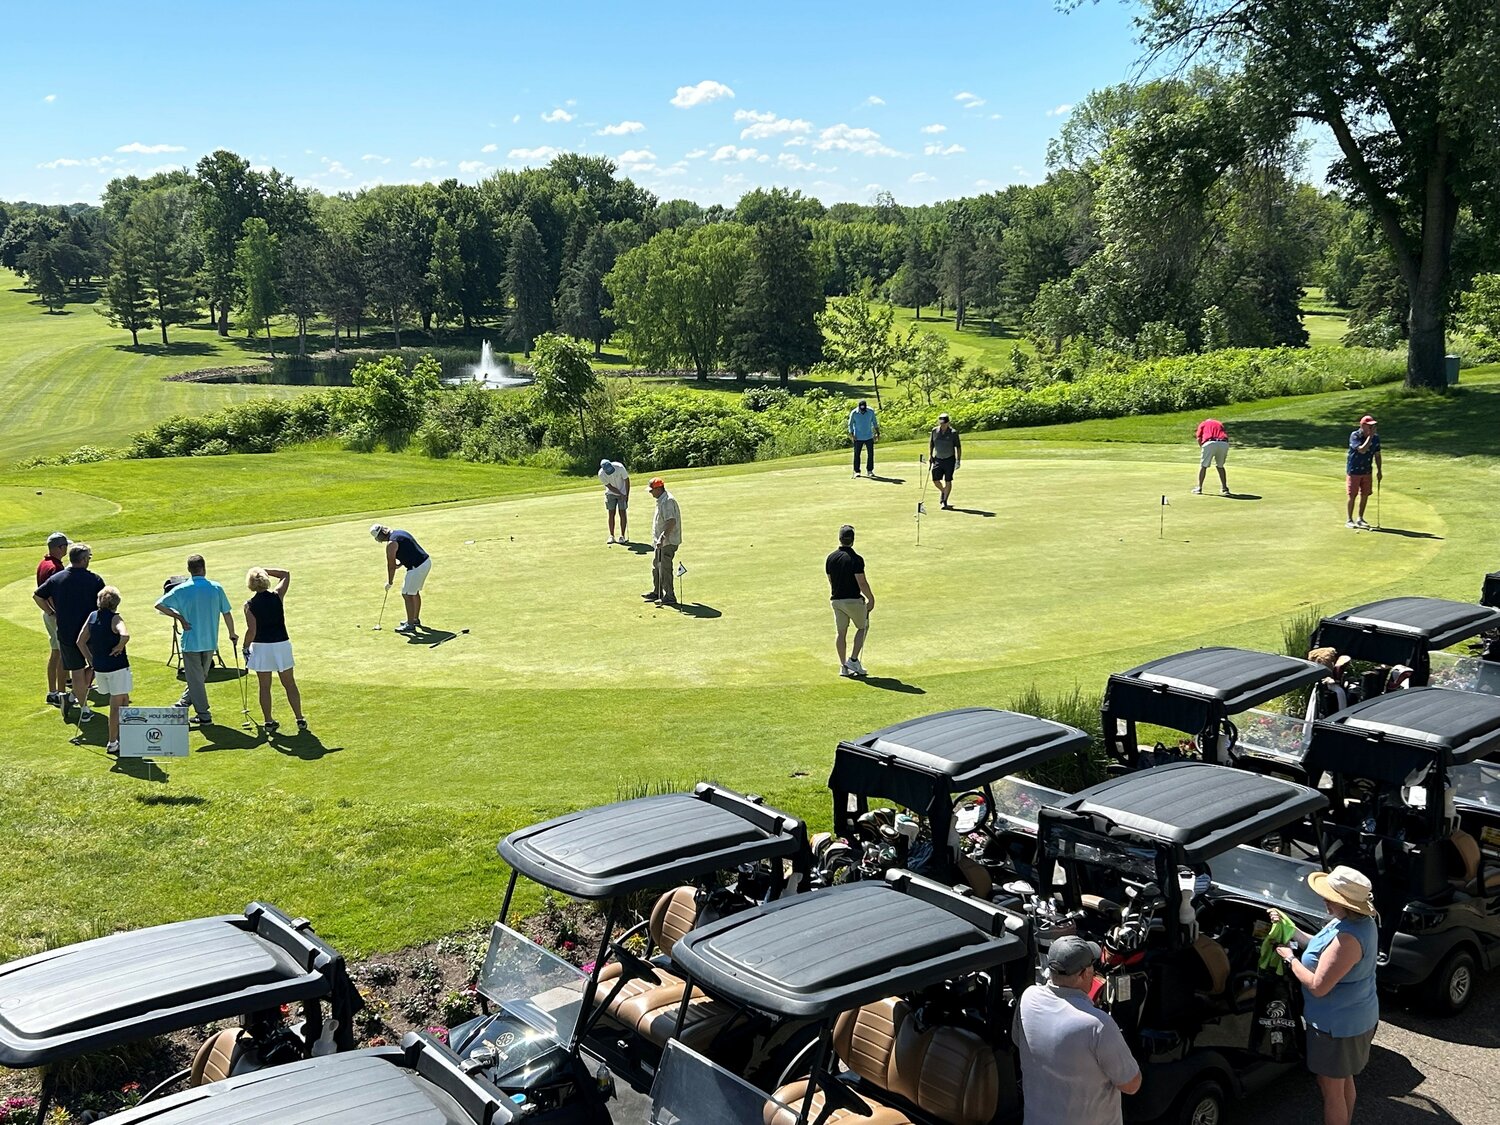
[46,531,69,548]
[1046,935,1102,974]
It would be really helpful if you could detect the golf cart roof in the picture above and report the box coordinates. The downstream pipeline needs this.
[102,1033,513,1125]
[497,784,806,899]
[0,904,350,1070]
[830,708,1089,800]
[1482,571,1500,609]
[1042,762,1327,861]
[1314,597,1500,665]
[670,871,1027,1020]
[1304,687,1500,784]
[1104,647,1325,734]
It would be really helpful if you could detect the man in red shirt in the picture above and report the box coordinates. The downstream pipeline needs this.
[36,531,69,705]
[1193,418,1230,495]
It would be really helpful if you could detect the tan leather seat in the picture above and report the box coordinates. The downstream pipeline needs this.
[765,1080,914,1125]
[597,887,701,1018]
[769,998,999,1125]
[1448,831,1500,893]
[191,1028,251,1087]
[1191,935,1231,996]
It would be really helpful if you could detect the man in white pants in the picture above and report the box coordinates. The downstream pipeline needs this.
[1193,418,1231,495]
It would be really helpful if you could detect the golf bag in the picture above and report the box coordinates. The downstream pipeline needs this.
[1249,969,1304,1062]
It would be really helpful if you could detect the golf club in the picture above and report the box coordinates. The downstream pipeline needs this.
[372,585,390,631]
[234,640,253,731]
[1376,476,1381,529]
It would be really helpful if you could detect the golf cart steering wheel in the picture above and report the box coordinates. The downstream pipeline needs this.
[606,942,663,989]
[952,790,993,836]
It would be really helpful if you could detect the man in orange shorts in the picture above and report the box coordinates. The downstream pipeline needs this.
[1345,414,1382,529]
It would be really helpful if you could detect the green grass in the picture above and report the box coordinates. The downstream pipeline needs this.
[2,363,1499,959]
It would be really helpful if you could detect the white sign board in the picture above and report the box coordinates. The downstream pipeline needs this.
[119,706,190,758]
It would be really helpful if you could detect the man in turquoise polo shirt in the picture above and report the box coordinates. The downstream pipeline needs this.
[155,554,237,725]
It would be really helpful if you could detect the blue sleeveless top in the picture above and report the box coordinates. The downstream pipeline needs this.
[1300,914,1378,1036]
[85,610,129,673]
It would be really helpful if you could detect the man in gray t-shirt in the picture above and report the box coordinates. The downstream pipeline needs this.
[928,413,962,510]
[1014,936,1141,1125]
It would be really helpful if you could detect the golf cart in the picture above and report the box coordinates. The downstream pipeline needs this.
[649,870,1032,1125]
[1482,571,1500,610]
[1101,646,1328,781]
[1312,596,1500,695]
[1035,762,1330,1123]
[822,707,1092,895]
[0,903,360,1121]
[447,784,810,1122]
[1302,686,1500,1013]
[101,1031,515,1124]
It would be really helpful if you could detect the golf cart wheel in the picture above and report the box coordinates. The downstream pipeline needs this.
[1168,1078,1226,1125]
[1426,947,1478,1016]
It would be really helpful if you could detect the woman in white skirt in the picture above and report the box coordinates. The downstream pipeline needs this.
[242,567,305,735]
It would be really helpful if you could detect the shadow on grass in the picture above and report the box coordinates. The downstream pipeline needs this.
[619,542,653,555]
[116,341,223,358]
[858,676,925,694]
[1223,493,1263,501]
[135,793,206,806]
[1370,527,1444,540]
[948,506,996,517]
[270,730,341,761]
[867,474,908,485]
[194,724,263,752]
[412,627,459,646]
[671,602,722,619]
[110,757,169,782]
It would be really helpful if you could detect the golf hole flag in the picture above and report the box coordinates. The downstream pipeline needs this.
[676,561,687,577]
[917,502,926,515]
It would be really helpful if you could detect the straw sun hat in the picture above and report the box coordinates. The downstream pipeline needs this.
[1307,866,1377,916]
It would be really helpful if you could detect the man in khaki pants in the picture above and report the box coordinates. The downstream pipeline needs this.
[642,478,682,607]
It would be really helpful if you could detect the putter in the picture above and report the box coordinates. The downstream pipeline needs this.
[1376,477,1381,529]
[234,641,254,731]
[372,585,390,631]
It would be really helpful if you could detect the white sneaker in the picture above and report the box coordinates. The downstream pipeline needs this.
[393,621,415,634]
[607,536,616,545]
[79,706,95,722]
[839,663,857,677]
[1356,518,1371,529]
[106,740,120,756]
[1346,520,1357,529]
[1191,487,1202,494]
[852,472,861,479]
[847,658,868,677]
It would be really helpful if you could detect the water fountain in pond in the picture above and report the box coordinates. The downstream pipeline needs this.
[465,340,530,388]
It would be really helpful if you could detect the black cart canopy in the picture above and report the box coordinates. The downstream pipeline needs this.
[1103,647,1325,735]
[1314,597,1500,666]
[1043,761,1327,862]
[0,903,353,1070]
[1482,572,1500,610]
[670,871,1027,1020]
[497,784,806,900]
[830,707,1089,808]
[1305,687,1500,784]
[101,1033,513,1125]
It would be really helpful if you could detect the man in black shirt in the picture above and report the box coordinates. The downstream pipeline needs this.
[34,542,106,722]
[825,524,875,678]
[929,413,962,510]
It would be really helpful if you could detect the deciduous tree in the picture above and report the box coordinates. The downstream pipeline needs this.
[727,217,825,384]
[531,332,602,451]
[234,217,280,357]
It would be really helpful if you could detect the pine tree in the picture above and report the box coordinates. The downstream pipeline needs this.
[505,216,553,356]
[23,244,67,312]
[130,189,198,346]
[102,230,153,346]
[727,218,825,384]
[556,226,614,355]
[235,218,280,357]
[426,217,464,337]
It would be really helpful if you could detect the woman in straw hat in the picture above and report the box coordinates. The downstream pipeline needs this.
[1269,866,1379,1125]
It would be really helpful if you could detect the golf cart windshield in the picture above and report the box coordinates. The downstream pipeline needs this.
[476,924,588,1051]
[1043,821,1161,883]
[1236,708,1310,764]
[1209,847,1326,922]
[1453,761,1500,809]
[650,1040,793,1125]
[1429,651,1500,696]
[988,777,1065,831]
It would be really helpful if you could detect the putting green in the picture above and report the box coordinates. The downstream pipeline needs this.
[0,485,119,540]
[2,457,1442,691]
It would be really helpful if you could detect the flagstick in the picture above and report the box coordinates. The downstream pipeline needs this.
[1160,495,1166,539]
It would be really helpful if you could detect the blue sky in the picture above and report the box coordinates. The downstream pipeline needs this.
[8,1,1163,207]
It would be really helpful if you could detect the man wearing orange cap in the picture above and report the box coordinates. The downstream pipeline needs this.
[641,478,682,607]
[1345,414,1382,529]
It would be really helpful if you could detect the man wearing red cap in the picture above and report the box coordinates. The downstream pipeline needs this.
[642,478,682,607]
[1345,415,1382,529]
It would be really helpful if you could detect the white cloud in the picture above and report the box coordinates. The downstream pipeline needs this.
[542,108,574,123]
[777,152,827,172]
[671,79,734,108]
[734,109,813,141]
[909,171,937,183]
[712,144,761,162]
[480,143,498,154]
[684,148,708,159]
[38,154,116,170]
[864,95,885,106]
[923,143,965,156]
[616,148,658,164]
[115,141,186,154]
[411,156,445,169]
[988,113,1004,120]
[814,124,898,157]
[783,135,808,147]
[921,123,947,134]
[974,178,996,189]
[38,157,81,168]
[458,160,489,174]
[319,158,353,179]
[1046,103,1073,117]
[508,145,559,161]
[43,94,56,103]
[597,120,645,136]
[511,114,521,124]
[954,91,986,109]
[361,153,391,164]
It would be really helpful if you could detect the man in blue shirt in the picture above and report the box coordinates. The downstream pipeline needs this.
[155,554,236,725]
[372,524,432,634]
[847,398,880,478]
[1345,414,1382,529]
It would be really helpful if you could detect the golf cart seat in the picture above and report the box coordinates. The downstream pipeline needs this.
[1446,830,1500,894]
[769,998,998,1125]
[956,855,992,898]
[598,886,701,1017]
[191,1028,254,1086]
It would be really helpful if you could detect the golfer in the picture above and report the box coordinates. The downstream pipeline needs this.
[80,586,131,755]
[36,531,69,706]
[1270,867,1379,1125]
[371,524,431,634]
[642,478,681,607]
[155,554,236,726]
[33,542,105,723]
[848,398,879,478]
[243,567,306,735]
[1194,417,1230,495]
[826,524,874,678]
[1345,414,1382,529]
[1014,935,1141,1125]
[599,458,630,544]
[929,413,962,509]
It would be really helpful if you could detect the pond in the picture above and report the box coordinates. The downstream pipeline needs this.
[185,346,531,388]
